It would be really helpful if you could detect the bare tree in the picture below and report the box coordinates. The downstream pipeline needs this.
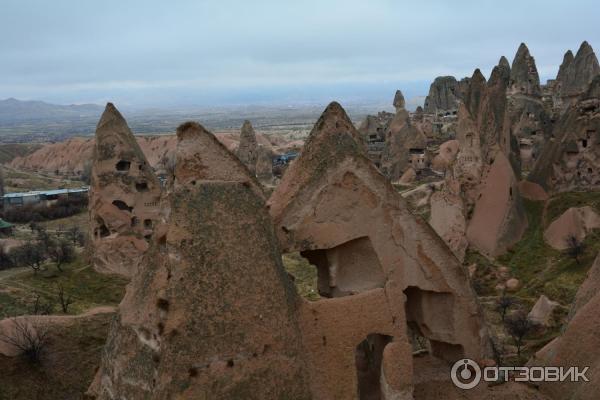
[496,293,516,322]
[67,225,84,246]
[30,293,53,315]
[504,310,539,357]
[0,317,49,363]
[47,238,75,272]
[56,284,73,313]
[12,242,46,273]
[565,234,585,265]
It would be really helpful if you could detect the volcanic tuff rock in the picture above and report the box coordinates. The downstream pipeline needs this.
[529,252,600,400]
[509,43,541,97]
[393,89,406,112]
[380,101,427,181]
[88,103,162,277]
[90,121,310,399]
[528,75,600,193]
[503,44,553,172]
[543,206,600,250]
[269,101,490,400]
[466,152,528,257]
[424,76,462,113]
[556,41,600,103]
[429,56,530,258]
[528,295,559,327]
[236,120,259,173]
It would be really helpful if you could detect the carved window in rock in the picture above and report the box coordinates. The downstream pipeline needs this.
[94,218,110,238]
[136,181,149,192]
[404,286,464,363]
[115,160,131,172]
[112,200,133,212]
[300,237,386,298]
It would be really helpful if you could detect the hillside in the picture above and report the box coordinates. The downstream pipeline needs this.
[0,98,103,122]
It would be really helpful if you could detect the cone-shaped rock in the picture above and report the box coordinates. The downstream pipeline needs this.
[174,121,263,195]
[268,101,490,400]
[556,50,575,85]
[91,121,311,399]
[509,43,541,97]
[393,89,405,112]
[380,107,427,181]
[88,103,162,277]
[499,55,511,70]
[424,76,462,113]
[505,43,551,172]
[466,151,528,257]
[236,120,259,173]
[557,41,600,100]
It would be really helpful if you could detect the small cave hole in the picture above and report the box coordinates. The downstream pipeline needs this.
[136,181,149,192]
[115,160,131,172]
[157,298,170,312]
[112,200,133,212]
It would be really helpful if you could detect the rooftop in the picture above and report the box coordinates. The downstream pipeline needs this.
[2,187,89,199]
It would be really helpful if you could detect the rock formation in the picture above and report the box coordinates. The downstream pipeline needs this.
[529,252,600,400]
[528,75,600,193]
[268,101,490,400]
[255,145,275,183]
[466,152,528,257]
[236,120,259,174]
[430,62,527,259]
[505,43,552,172]
[424,76,462,114]
[555,41,600,109]
[381,91,428,181]
[393,89,406,112]
[90,122,311,399]
[517,180,548,201]
[88,103,162,277]
[543,206,600,250]
[508,43,541,97]
[358,111,394,167]
[528,295,559,327]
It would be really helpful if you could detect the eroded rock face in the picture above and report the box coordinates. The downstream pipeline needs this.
[430,58,529,258]
[269,101,490,400]
[380,104,427,181]
[424,76,462,113]
[236,120,259,174]
[88,103,162,277]
[393,89,406,112]
[529,76,600,193]
[466,152,528,257]
[528,295,558,327]
[556,42,600,105]
[91,122,311,400]
[529,253,600,400]
[504,44,552,172]
[509,43,541,97]
[543,206,600,250]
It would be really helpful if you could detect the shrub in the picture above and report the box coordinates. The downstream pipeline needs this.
[0,317,49,364]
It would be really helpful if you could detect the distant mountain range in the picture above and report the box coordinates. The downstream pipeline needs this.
[0,98,104,122]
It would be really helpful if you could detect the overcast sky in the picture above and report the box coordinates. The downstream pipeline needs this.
[0,0,598,108]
